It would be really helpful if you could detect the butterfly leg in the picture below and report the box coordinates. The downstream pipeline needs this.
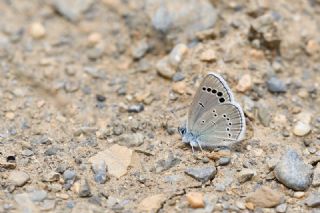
[190,144,195,153]
[196,139,203,152]
[198,141,203,152]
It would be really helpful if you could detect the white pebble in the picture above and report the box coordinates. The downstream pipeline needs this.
[293,121,311,136]
[169,43,188,67]
[87,32,102,46]
[29,22,46,39]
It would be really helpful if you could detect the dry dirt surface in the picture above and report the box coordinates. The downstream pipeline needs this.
[1,0,320,212]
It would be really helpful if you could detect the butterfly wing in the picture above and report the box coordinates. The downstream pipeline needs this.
[187,73,246,148]
[187,73,234,133]
[196,103,246,147]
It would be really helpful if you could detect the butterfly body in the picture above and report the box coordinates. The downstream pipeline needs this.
[179,73,246,150]
[178,126,200,148]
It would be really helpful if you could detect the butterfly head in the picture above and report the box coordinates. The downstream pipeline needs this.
[178,126,186,136]
[178,125,196,145]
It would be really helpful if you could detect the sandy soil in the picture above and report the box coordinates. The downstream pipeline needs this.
[0,0,320,212]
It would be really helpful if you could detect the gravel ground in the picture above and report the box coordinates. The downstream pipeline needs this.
[1,0,320,212]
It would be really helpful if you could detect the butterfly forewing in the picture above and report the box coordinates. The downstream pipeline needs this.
[187,73,234,131]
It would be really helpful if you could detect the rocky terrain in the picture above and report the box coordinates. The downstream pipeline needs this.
[0,0,320,212]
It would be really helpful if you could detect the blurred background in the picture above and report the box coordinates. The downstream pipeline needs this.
[0,0,320,212]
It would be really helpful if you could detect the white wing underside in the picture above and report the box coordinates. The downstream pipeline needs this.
[187,73,246,147]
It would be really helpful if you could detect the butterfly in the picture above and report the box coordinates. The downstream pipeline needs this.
[178,73,246,151]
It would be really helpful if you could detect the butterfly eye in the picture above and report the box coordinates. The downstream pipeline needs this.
[219,98,225,103]
[217,92,223,96]
[207,88,211,92]
[227,118,230,121]
[178,127,186,135]
[202,87,206,91]
[228,122,232,126]
[223,114,226,118]
[212,89,217,94]
[228,133,231,137]
[226,128,230,131]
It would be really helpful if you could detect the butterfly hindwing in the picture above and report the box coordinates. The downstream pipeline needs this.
[196,103,246,147]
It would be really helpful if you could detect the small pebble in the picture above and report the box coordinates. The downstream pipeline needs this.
[63,169,76,181]
[56,193,69,200]
[172,82,186,94]
[293,191,305,198]
[64,81,79,93]
[51,0,93,22]
[87,48,104,60]
[305,192,320,207]
[172,72,185,82]
[303,139,313,146]
[96,94,106,102]
[128,103,144,113]
[236,74,252,92]
[257,103,271,127]
[75,179,91,197]
[156,57,175,79]
[200,49,216,62]
[274,149,313,191]
[29,22,46,39]
[308,147,316,154]
[186,192,205,208]
[306,39,319,55]
[185,167,217,183]
[282,129,290,137]
[245,202,254,210]
[42,171,60,182]
[237,169,255,183]
[87,32,102,46]
[168,43,188,67]
[208,149,231,160]
[21,149,34,157]
[218,157,231,166]
[5,112,15,120]
[214,183,225,191]
[91,160,108,184]
[29,190,47,202]
[8,171,30,186]
[246,186,283,208]
[119,133,144,147]
[131,38,150,59]
[44,147,58,156]
[293,121,311,136]
[267,77,287,93]
[272,60,282,72]
[312,163,320,187]
[235,201,246,210]
[66,200,75,208]
[275,203,287,213]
